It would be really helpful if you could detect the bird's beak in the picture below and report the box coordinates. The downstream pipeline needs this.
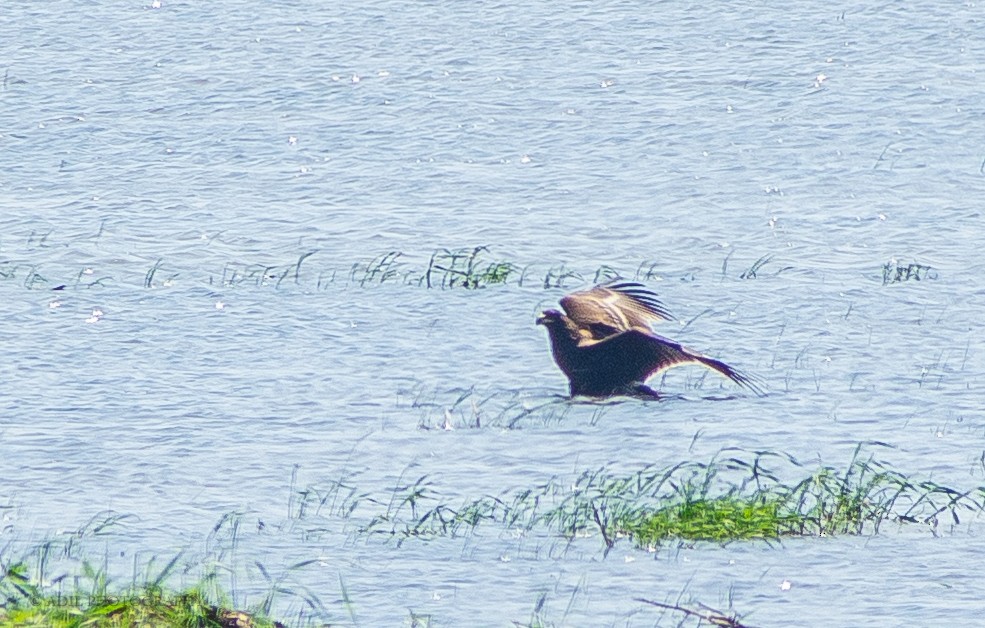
[536,312,547,325]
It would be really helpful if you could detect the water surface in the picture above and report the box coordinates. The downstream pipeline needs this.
[2,1,985,625]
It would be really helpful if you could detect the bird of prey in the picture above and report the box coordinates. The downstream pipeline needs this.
[536,281,762,398]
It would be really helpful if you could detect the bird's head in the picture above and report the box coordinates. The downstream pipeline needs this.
[536,309,564,327]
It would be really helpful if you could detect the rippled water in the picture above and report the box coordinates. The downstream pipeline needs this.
[2,1,985,625]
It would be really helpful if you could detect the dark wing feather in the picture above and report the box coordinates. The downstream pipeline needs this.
[559,281,674,340]
[572,329,765,395]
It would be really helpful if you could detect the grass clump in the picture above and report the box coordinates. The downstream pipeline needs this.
[0,511,316,627]
[623,491,795,545]
[423,245,519,289]
[216,251,317,289]
[408,386,575,431]
[350,250,406,286]
[2,237,795,293]
[353,446,985,550]
[0,563,283,627]
[882,258,934,284]
[578,446,983,548]
[346,246,522,289]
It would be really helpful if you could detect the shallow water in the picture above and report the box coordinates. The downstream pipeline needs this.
[2,1,985,625]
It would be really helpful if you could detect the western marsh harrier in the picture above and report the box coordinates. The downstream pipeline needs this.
[536,281,762,398]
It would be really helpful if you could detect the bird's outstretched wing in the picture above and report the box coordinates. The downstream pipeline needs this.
[559,281,674,340]
[574,328,765,396]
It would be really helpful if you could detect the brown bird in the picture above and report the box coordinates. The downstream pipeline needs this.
[536,281,762,398]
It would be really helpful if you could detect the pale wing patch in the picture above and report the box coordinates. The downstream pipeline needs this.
[560,281,673,337]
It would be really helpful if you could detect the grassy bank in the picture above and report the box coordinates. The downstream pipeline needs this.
[0,564,283,628]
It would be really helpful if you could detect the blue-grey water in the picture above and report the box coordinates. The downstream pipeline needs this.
[2,1,985,625]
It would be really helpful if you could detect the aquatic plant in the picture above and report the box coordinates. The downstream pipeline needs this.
[0,511,332,627]
[634,260,665,281]
[719,251,792,280]
[143,258,181,288]
[351,250,406,286]
[422,245,520,289]
[343,246,522,289]
[554,446,982,547]
[0,562,285,628]
[0,261,16,280]
[26,228,54,249]
[406,385,581,431]
[511,582,751,628]
[0,533,285,628]
[541,264,583,289]
[622,491,794,545]
[739,254,773,279]
[210,251,318,289]
[882,259,934,284]
[354,446,985,549]
[23,265,47,289]
[74,266,112,288]
[408,610,434,627]
[635,597,752,628]
[0,239,802,293]
[288,467,370,523]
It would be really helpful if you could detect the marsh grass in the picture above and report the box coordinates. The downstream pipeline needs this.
[0,571,283,627]
[1,241,783,293]
[512,583,750,628]
[348,246,523,289]
[635,597,753,628]
[423,245,521,289]
[206,251,317,289]
[23,265,47,289]
[720,252,793,280]
[882,259,935,284]
[144,258,164,288]
[203,514,332,625]
[26,228,55,249]
[624,492,793,545]
[541,264,584,289]
[75,266,112,289]
[354,446,985,549]
[288,465,371,523]
[408,386,756,432]
[408,386,573,431]
[386,247,795,289]
[351,250,406,286]
[550,446,984,547]
[0,549,285,628]
[0,261,16,281]
[408,609,434,627]
[0,511,329,627]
